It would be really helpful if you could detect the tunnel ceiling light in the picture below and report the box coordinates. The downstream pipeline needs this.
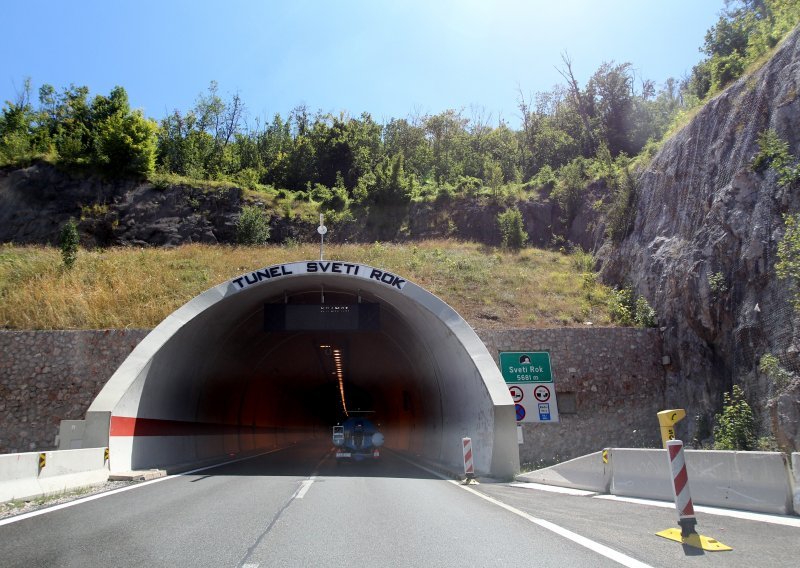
[319,344,348,417]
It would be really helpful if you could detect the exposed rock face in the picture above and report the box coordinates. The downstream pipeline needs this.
[598,27,800,448]
[0,163,598,248]
[0,165,245,247]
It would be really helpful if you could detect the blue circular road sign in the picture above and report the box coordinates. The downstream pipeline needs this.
[515,404,526,421]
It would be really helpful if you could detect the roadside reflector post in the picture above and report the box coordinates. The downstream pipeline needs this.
[462,437,475,483]
[104,447,110,464]
[667,440,696,537]
[38,452,46,471]
[656,408,686,448]
[655,439,732,551]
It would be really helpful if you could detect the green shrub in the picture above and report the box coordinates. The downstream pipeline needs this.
[529,164,556,189]
[751,129,800,186]
[59,219,79,269]
[455,176,483,197]
[497,208,527,250]
[604,165,638,242]
[570,248,595,273]
[708,271,728,301]
[634,295,657,327]
[608,286,656,327]
[236,205,271,245]
[759,353,793,392]
[777,214,800,309]
[608,287,634,326]
[233,167,263,190]
[713,385,757,451]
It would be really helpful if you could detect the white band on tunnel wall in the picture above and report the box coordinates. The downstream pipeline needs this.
[230,262,407,293]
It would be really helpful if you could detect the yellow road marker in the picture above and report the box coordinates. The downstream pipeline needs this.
[656,528,732,551]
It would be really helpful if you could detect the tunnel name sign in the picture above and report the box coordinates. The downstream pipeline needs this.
[500,351,559,423]
[229,261,407,292]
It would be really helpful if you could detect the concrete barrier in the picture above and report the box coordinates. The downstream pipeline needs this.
[517,450,611,492]
[0,448,108,503]
[609,449,674,500]
[523,448,797,516]
[685,450,792,515]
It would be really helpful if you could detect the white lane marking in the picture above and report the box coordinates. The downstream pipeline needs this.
[458,484,654,568]
[242,564,259,568]
[294,477,316,499]
[509,482,598,497]
[396,455,653,568]
[0,447,288,527]
[290,450,331,501]
[594,494,800,527]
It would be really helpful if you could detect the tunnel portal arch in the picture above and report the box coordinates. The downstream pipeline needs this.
[76,260,519,477]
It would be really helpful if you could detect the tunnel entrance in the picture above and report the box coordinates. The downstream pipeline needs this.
[68,261,519,477]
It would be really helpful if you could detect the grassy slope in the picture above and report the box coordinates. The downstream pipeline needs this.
[0,241,613,330]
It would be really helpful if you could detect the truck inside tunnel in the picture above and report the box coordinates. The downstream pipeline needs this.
[68,261,519,477]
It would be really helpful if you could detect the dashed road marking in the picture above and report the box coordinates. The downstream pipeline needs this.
[294,477,316,499]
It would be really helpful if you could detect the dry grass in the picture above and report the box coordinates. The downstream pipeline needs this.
[0,241,614,330]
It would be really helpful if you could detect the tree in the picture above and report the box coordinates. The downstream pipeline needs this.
[588,62,635,156]
[383,117,431,181]
[370,153,413,207]
[94,109,158,176]
[51,84,92,164]
[0,94,33,163]
[556,53,597,156]
[157,109,200,176]
[425,109,469,185]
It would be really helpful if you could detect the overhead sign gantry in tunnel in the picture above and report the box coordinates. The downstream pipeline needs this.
[63,260,520,477]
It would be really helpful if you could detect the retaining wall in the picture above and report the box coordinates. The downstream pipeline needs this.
[477,328,666,464]
[1,328,665,461]
[0,330,148,453]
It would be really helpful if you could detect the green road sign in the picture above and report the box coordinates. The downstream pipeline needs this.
[499,351,553,383]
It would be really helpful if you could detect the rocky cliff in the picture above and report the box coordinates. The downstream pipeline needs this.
[598,26,800,448]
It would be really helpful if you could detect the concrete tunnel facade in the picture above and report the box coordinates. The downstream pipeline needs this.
[72,260,519,477]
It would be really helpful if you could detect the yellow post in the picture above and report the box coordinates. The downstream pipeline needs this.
[657,409,686,448]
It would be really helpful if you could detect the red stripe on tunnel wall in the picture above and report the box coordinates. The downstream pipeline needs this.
[110,416,269,437]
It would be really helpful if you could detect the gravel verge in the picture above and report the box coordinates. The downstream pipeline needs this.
[0,479,139,520]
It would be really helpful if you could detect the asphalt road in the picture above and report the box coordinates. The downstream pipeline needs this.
[1,441,798,567]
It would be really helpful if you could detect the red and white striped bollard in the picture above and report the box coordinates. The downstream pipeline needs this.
[462,437,475,480]
[666,439,697,537]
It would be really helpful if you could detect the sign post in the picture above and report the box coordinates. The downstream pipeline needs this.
[317,214,327,260]
[499,351,559,423]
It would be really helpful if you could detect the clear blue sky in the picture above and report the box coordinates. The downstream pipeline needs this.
[1,0,725,128]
